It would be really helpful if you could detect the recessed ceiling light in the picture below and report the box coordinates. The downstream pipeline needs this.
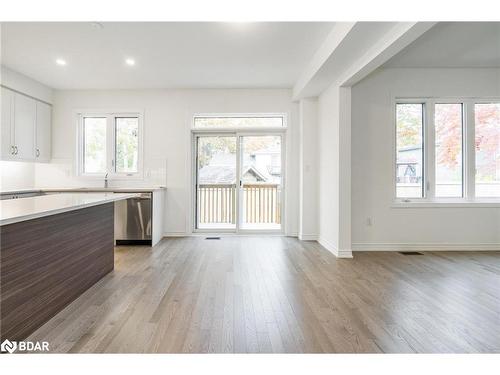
[55,58,67,66]
[91,22,104,30]
[125,58,136,66]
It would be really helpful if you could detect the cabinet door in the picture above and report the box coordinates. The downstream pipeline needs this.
[36,101,52,162]
[13,93,36,160]
[1,87,15,159]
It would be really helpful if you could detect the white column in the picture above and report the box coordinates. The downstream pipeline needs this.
[298,97,318,241]
[337,86,352,257]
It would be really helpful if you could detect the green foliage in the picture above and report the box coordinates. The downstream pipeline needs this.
[116,118,138,172]
[84,119,106,173]
[396,104,422,150]
[198,137,236,168]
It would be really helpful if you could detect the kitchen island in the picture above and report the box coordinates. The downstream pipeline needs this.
[0,192,139,341]
[1,187,166,246]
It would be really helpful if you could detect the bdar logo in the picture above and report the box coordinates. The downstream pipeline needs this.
[1,339,17,353]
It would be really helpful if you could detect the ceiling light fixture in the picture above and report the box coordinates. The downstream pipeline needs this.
[91,22,104,30]
[55,58,67,66]
[125,58,136,66]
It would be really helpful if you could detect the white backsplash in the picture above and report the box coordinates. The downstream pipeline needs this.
[0,161,36,191]
[34,157,167,189]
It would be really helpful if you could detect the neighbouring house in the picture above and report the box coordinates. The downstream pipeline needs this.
[198,147,281,185]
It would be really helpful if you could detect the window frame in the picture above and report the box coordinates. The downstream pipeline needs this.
[192,113,287,131]
[77,110,144,179]
[393,97,500,206]
[393,99,428,201]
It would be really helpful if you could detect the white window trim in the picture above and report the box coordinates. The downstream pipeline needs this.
[76,110,144,180]
[392,96,500,206]
[192,113,287,132]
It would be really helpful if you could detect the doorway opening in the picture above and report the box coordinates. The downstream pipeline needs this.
[193,117,285,233]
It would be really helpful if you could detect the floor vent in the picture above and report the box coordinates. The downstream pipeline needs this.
[399,251,424,255]
[205,237,221,240]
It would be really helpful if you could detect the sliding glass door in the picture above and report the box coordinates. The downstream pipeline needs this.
[195,135,237,230]
[194,133,283,232]
[239,135,282,230]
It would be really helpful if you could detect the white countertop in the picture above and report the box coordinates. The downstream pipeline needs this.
[1,187,166,194]
[0,192,139,226]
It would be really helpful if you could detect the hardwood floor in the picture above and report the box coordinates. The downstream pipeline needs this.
[26,237,500,353]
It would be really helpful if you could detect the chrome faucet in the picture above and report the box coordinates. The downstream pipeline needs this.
[104,173,109,189]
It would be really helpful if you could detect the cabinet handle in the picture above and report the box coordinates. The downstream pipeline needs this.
[36,149,40,157]
[14,146,18,155]
[11,145,15,155]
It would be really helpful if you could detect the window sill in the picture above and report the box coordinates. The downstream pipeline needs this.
[392,200,500,208]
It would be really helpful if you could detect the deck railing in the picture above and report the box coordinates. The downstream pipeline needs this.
[197,183,281,225]
[197,184,236,224]
[242,183,281,224]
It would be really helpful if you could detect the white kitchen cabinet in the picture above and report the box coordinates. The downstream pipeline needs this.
[1,87,15,159]
[35,101,52,162]
[0,87,52,162]
[13,93,36,160]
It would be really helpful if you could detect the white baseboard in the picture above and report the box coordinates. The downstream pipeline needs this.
[298,234,318,241]
[318,237,353,258]
[352,243,500,251]
[163,232,297,238]
[163,232,188,237]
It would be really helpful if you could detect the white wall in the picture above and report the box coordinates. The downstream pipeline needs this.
[351,68,500,249]
[35,89,299,237]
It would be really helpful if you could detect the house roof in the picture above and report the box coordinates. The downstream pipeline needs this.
[198,166,236,184]
[198,165,268,184]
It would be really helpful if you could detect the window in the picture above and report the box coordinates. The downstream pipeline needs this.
[83,117,107,174]
[79,112,142,177]
[194,115,285,129]
[475,103,500,197]
[435,103,463,197]
[396,103,424,198]
[395,99,500,203]
[115,117,139,173]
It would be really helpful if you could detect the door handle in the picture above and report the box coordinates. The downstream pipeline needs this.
[36,148,40,157]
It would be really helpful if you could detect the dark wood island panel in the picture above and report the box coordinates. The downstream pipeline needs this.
[1,203,115,341]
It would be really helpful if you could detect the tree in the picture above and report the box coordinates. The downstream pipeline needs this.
[474,104,500,179]
[435,104,462,168]
[396,104,422,151]
[402,103,500,178]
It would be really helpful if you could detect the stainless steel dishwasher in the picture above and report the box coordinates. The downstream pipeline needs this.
[114,192,152,245]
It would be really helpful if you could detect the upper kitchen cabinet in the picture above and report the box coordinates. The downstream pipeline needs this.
[0,87,52,162]
[13,92,36,160]
[1,87,14,160]
[35,101,52,162]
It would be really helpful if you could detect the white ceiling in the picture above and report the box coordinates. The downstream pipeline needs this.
[0,22,334,90]
[384,22,500,68]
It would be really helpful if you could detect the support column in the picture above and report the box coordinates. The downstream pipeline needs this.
[337,86,352,257]
[298,97,318,241]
